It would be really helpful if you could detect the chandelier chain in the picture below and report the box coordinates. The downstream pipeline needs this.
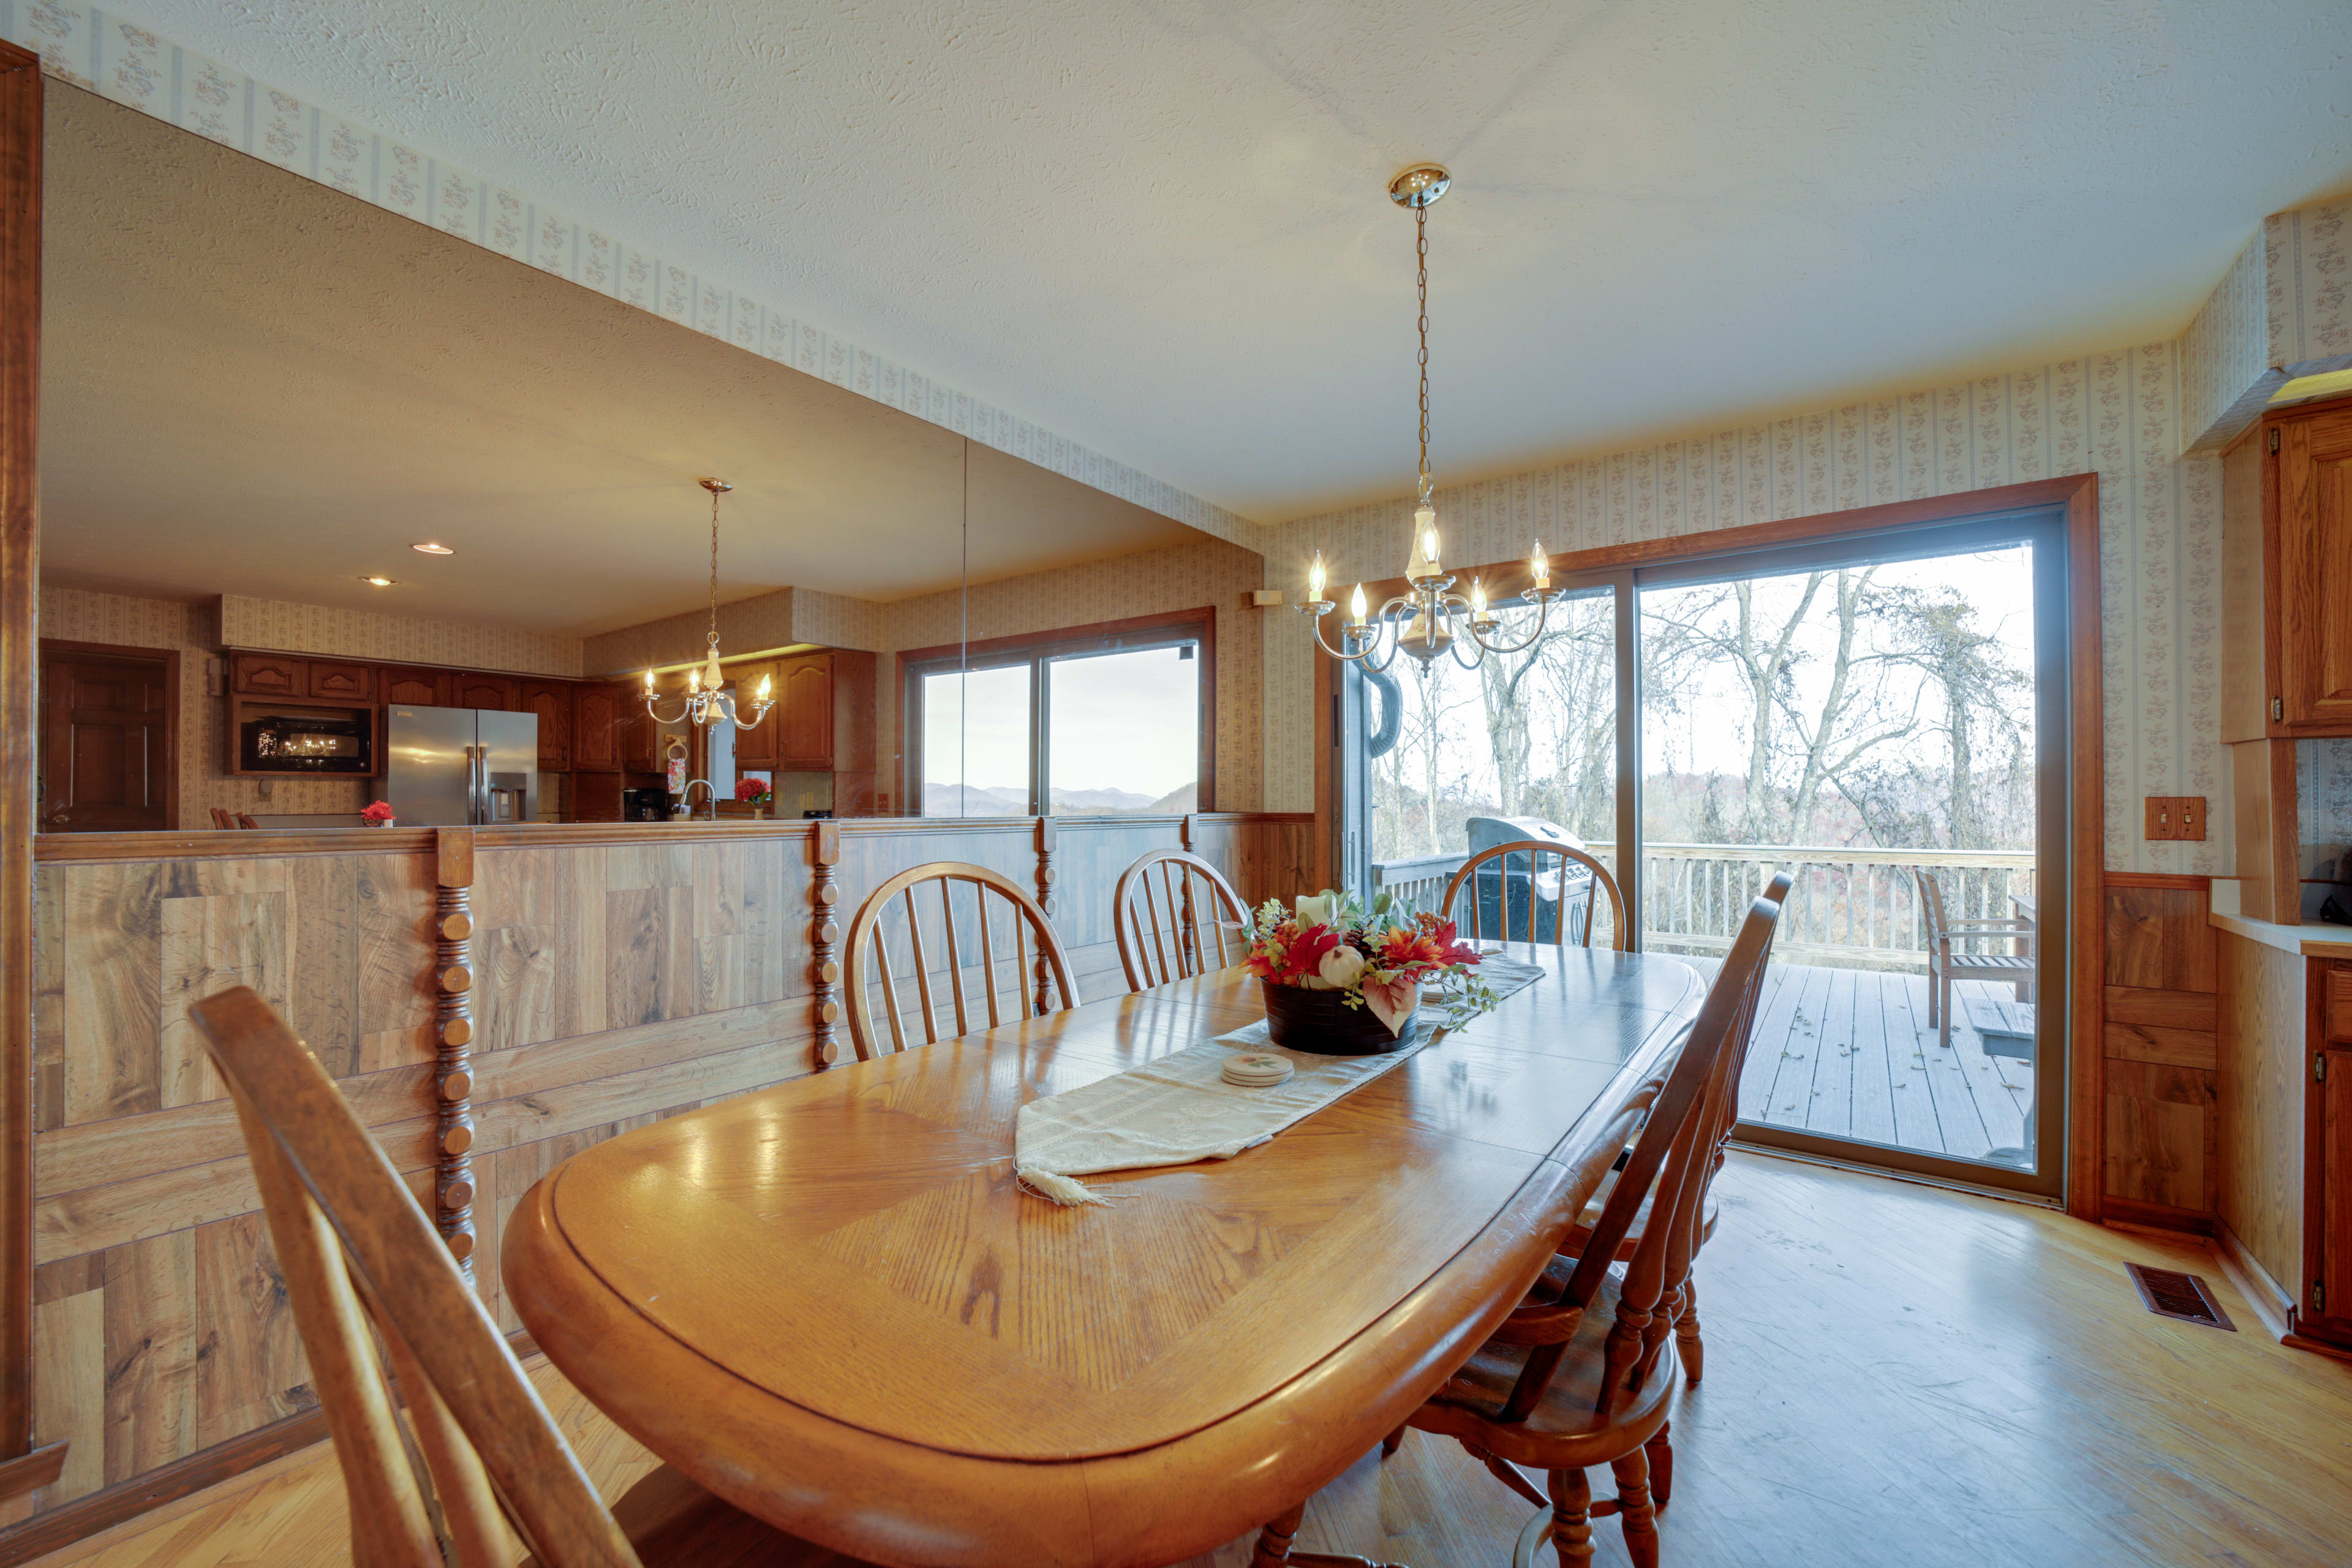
[707,482,721,651]
[1416,204,1430,501]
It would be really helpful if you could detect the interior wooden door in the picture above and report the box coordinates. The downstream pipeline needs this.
[38,643,176,831]
[2278,405,2352,729]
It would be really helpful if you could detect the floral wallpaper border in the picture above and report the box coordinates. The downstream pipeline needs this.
[0,0,1262,552]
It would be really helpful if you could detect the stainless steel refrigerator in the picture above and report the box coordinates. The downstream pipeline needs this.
[385,706,538,826]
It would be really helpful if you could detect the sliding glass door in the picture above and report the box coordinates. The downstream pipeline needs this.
[1340,506,2073,1196]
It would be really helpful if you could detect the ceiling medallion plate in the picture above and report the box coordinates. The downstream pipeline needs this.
[1387,164,1451,209]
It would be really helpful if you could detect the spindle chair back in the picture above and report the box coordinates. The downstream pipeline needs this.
[843,861,1079,1060]
[1112,849,1250,992]
[1440,839,1627,951]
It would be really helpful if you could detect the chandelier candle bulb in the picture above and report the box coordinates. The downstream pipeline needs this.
[1349,583,1368,626]
[1531,542,1550,591]
[1307,551,1329,605]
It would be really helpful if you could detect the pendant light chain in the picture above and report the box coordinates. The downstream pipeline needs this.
[1416,203,1431,504]
[707,483,722,653]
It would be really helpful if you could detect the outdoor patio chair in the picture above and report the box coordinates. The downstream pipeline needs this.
[1913,868,2035,1051]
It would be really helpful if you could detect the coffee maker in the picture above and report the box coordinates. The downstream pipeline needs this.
[620,787,669,823]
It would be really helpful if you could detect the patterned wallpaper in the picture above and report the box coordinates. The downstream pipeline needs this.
[1261,345,2223,876]
[219,595,581,677]
[579,589,796,679]
[2180,195,2352,454]
[2301,737,2352,881]
[0,0,1259,552]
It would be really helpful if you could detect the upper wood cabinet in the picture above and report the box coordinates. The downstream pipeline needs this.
[230,652,304,698]
[306,660,375,703]
[2222,398,2352,739]
[574,684,622,772]
[778,655,834,770]
[522,680,573,770]
[380,665,451,709]
[453,672,521,711]
[733,661,777,765]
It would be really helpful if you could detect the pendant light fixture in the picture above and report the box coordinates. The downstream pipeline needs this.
[1300,164,1558,669]
[642,478,774,728]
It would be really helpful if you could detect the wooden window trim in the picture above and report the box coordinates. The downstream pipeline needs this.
[896,606,1217,816]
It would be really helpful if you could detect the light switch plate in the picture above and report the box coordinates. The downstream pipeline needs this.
[2144,796,2206,840]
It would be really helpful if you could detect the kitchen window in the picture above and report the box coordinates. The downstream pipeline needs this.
[902,609,1214,816]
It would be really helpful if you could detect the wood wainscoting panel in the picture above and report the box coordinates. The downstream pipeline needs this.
[2215,931,2310,1298]
[2101,877,2220,1221]
[14,813,1313,1538]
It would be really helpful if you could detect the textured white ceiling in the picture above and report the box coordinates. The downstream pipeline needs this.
[41,87,1198,635]
[99,2,2352,519]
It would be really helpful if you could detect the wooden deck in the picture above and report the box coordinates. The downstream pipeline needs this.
[1685,957,2036,1166]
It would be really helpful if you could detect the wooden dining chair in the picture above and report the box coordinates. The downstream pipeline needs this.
[1396,888,1785,1568]
[209,807,235,829]
[1913,867,2035,1049]
[1112,848,1249,991]
[184,985,876,1568]
[843,861,1079,1060]
[1440,839,1627,951]
[1538,869,1790,1406]
[235,812,262,830]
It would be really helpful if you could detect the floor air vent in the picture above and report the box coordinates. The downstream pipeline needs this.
[2125,1263,2236,1331]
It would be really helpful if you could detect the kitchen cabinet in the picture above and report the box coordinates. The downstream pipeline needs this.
[453,671,520,712]
[523,680,573,770]
[2320,962,2352,1346]
[778,655,835,769]
[381,666,451,708]
[733,660,777,766]
[306,660,374,702]
[231,652,305,698]
[2221,396,2352,740]
[573,684,623,772]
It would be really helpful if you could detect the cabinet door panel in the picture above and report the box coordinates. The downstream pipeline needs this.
[573,684,621,772]
[734,662,777,765]
[454,673,521,711]
[382,666,452,708]
[779,656,834,770]
[306,660,374,701]
[231,652,304,697]
[2280,408,2352,728]
[523,681,573,769]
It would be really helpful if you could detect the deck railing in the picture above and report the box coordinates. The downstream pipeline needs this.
[1370,841,2034,971]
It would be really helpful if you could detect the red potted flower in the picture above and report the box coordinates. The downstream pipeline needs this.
[360,801,396,828]
[1243,891,1490,1055]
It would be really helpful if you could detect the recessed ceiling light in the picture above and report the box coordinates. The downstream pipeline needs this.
[411,541,454,556]
[360,575,397,587]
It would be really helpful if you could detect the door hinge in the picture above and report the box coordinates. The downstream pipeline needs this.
[2272,696,2285,723]
[2315,1281,2326,1316]
[2318,1052,2328,1084]
[2269,426,2281,454]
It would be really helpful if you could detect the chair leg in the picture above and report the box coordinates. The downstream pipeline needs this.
[1675,1276,1705,1385]
[1608,1447,1662,1568]
[1925,960,1938,1027]
[1938,973,1953,1050]
[1250,1504,1306,1566]
[1547,1467,1595,1567]
[1644,1420,1674,1510]
[1381,1422,1406,1458]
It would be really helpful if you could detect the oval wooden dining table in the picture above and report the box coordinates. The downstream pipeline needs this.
[505,948,1703,1568]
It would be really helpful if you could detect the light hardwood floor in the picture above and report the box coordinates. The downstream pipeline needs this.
[26,1152,2352,1568]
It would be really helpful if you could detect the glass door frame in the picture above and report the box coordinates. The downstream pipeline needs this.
[1332,497,2086,1203]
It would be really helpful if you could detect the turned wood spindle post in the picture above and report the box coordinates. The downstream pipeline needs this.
[432,829,478,1279]
[809,821,842,1068]
[1034,816,1058,1013]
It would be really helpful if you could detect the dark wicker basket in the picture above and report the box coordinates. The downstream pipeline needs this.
[1259,979,1415,1055]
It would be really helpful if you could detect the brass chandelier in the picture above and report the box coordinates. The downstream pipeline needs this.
[642,478,775,728]
[1300,164,1558,670]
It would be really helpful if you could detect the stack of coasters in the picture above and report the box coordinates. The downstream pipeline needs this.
[1219,1052,1296,1089]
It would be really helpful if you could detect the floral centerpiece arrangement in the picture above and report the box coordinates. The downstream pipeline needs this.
[1243,889,1493,1053]
[734,777,773,815]
[360,801,396,827]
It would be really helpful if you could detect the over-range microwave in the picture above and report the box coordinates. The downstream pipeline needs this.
[240,712,371,773]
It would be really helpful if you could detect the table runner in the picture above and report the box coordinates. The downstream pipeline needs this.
[1015,957,1544,1206]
